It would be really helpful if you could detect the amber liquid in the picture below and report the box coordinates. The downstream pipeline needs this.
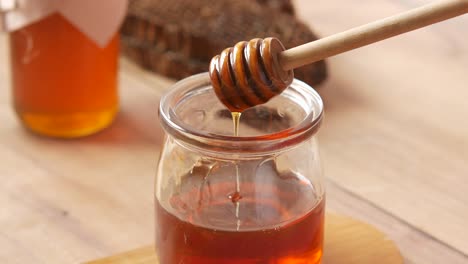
[155,165,325,264]
[10,13,119,138]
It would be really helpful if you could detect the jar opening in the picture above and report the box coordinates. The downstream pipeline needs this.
[159,73,323,154]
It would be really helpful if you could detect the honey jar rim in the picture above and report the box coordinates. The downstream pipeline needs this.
[159,72,323,155]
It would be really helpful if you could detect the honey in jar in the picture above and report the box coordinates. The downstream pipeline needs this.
[9,13,119,138]
[155,167,325,264]
[156,73,325,263]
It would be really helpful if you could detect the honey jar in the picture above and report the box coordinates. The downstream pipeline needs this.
[2,0,127,138]
[156,73,325,263]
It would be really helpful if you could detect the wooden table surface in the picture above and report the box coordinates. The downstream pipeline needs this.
[0,1,467,263]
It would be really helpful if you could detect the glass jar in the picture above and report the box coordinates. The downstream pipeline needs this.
[9,13,119,138]
[156,73,325,264]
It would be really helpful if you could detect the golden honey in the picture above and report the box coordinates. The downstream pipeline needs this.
[10,13,119,138]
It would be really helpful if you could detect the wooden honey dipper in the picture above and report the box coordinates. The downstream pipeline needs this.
[209,0,468,112]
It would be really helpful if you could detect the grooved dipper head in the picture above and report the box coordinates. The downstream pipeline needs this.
[209,38,293,112]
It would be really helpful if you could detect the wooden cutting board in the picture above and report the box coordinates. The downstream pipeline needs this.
[86,214,403,264]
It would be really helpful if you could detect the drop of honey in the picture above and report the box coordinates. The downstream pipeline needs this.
[228,191,243,203]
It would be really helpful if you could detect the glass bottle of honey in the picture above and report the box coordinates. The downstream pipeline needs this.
[156,73,325,264]
[9,12,119,138]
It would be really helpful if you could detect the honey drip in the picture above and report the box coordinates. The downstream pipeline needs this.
[232,111,242,137]
[231,111,242,230]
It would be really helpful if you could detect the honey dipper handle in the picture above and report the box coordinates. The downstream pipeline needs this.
[279,0,468,71]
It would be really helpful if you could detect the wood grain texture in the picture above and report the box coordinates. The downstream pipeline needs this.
[281,0,468,70]
[295,0,468,255]
[85,214,403,264]
[0,0,467,263]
